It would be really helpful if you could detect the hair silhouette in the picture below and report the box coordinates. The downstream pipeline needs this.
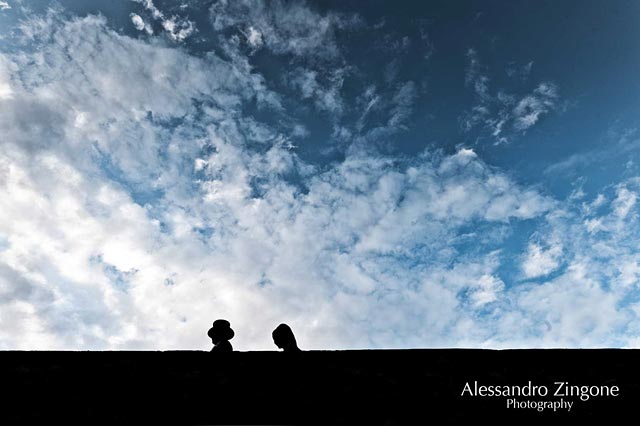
[208,319,234,352]
[272,323,301,352]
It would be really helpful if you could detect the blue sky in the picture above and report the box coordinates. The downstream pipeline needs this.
[0,0,639,349]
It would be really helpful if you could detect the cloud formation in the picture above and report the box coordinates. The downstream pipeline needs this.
[133,0,194,41]
[209,0,358,58]
[461,49,559,145]
[0,3,639,351]
[130,13,152,35]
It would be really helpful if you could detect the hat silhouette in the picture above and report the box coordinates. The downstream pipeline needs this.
[207,319,235,342]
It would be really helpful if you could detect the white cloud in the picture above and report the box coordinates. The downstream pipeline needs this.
[245,26,263,49]
[130,13,145,31]
[136,0,162,20]
[616,258,640,288]
[471,274,505,306]
[161,16,194,41]
[0,1,10,11]
[513,83,558,131]
[130,13,152,34]
[522,241,563,278]
[0,56,14,99]
[133,0,194,41]
[612,186,637,219]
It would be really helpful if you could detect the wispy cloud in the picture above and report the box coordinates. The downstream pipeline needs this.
[506,60,533,80]
[461,49,559,145]
[288,67,347,116]
[334,80,419,151]
[512,82,558,131]
[209,0,359,58]
[545,126,640,176]
[419,25,435,60]
[133,0,194,41]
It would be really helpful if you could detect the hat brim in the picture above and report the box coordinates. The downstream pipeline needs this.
[208,327,235,341]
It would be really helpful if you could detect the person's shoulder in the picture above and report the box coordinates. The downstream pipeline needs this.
[211,340,233,352]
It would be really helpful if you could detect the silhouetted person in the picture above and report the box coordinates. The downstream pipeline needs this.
[208,319,234,352]
[272,323,301,352]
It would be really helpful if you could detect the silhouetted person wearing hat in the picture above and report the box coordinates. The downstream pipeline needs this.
[272,323,301,352]
[208,319,234,352]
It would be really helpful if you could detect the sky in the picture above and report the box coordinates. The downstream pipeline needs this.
[0,0,639,350]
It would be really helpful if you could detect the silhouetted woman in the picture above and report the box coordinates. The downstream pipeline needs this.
[208,319,234,352]
[272,323,301,352]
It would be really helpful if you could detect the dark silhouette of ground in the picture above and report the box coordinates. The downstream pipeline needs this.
[272,323,302,352]
[207,319,234,352]
[2,349,638,424]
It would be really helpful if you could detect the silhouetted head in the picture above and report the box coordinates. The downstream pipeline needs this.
[207,319,235,345]
[272,323,300,352]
